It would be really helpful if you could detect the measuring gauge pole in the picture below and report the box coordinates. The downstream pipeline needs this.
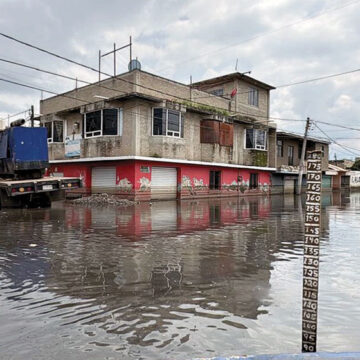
[302,150,323,352]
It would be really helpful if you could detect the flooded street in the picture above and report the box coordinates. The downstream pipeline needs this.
[0,192,360,360]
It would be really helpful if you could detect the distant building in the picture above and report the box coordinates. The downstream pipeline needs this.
[329,159,354,170]
[272,131,330,194]
[325,164,351,190]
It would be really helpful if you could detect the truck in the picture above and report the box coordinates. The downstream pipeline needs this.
[0,122,81,209]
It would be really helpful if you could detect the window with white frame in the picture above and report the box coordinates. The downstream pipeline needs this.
[245,128,267,150]
[44,120,64,143]
[152,108,183,137]
[84,108,122,138]
[248,87,259,107]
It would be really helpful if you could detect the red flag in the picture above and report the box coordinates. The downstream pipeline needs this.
[231,88,237,98]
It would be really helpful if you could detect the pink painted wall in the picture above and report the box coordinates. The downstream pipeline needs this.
[49,163,92,188]
[49,159,272,198]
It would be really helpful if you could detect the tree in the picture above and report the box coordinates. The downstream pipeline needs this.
[351,159,360,170]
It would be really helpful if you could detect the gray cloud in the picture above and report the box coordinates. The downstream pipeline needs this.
[0,0,359,158]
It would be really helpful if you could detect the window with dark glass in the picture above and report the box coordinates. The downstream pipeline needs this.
[249,173,258,189]
[246,128,254,148]
[44,120,64,143]
[245,129,267,150]
[209,170,221,190]
[153,108,165,135]
[248,87,259,106]
[277,140,283,157]
[167,110,180,136]
[84,109,121,138]
[103,109,118,135]
[288,145,294,166]
[85,110,101,137]
[53,121,63,142]
[45,122,52,141]
[152,108,183,138]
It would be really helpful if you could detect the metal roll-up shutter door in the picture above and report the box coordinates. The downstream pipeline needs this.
[322,175,332,189]
[151,167,177,200]
[92,167,116,191]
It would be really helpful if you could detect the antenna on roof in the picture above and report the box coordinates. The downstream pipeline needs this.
[235,58,238,71]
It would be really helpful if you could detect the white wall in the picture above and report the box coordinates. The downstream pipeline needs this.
[350,171,360,188]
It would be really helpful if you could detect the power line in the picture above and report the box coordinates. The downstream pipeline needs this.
[193,65,360,101]
[155,0,360,73]
[0,77,90,104]
[2,31,360,126]
[0,57,89,84]
[314,123,360,156]
[0,57,129,96]
[0,75,277,132]
[315,120,360,132]
[1,38,360,133]
[4,60,360,134]
[0,31,222,109]
[0,108,31,122]
[276,67,360,88]
[0,59,307,125]
[0,32,100,74]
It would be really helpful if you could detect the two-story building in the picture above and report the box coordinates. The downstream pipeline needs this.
[272,131,330,194]
[40,69,277,200]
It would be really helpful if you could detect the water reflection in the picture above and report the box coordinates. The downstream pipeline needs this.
[0,193,358,359]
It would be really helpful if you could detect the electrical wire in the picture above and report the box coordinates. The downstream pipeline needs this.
[1,49,360,136]
[2,31,360,123]
[0,71,306,125]
[315,120,360,132]
[0,31,236,110]
[0,108,31,122]
[276,68,360,88]
[154,0,360,73]
[314,123,360,156]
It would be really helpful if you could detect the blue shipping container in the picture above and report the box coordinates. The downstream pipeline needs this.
[9,127,48,163]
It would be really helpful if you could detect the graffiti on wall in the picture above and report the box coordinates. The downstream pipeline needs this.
[139,177,151,192]
[181,176,192,189]
[351,172,360,187]
[117,178,133,192]
[193,177,206,189]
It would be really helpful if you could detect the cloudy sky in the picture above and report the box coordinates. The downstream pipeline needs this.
[1,0,360,159]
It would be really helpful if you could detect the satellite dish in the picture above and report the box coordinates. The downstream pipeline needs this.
[128,59,141,71]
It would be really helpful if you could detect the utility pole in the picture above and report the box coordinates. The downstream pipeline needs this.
[98,50,101,82]
[297,117,311,195]
[30,105,34,127]
[189,75,192,101]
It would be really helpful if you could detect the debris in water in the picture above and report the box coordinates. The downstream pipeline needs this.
[71,193,135,207]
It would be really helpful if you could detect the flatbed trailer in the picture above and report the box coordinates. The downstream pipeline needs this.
[0,176,81,209]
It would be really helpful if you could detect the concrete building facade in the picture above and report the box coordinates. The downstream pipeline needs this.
[41,69,277,200]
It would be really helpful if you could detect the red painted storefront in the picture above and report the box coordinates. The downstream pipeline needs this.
[48,159,272,201]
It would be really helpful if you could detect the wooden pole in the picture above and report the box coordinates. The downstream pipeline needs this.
[98,50,101,82]
[114,42,116,76]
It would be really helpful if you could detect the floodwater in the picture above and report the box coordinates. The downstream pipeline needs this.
[0,192,360,360]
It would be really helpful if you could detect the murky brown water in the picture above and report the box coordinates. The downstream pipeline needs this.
[0,192,360,360]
